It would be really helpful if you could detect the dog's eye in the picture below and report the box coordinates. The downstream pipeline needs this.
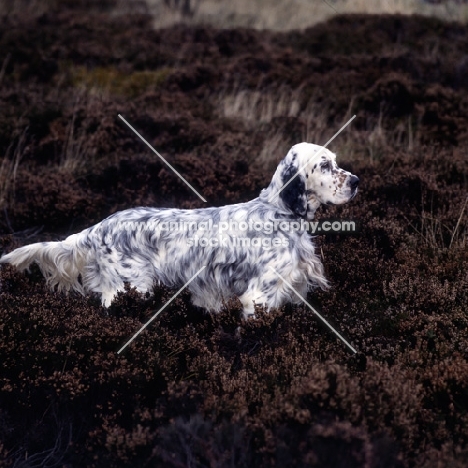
[320,161,331,171]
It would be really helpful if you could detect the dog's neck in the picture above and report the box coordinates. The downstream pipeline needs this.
[258,182,322,221]
[306,197,321,220]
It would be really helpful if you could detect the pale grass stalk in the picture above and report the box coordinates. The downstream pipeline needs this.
[60,113,90,174]
[220,87,302,125]
[302,99,330,145]
[256,131,290,170]
[59,88,100,174]
[218,84,421,168]
[0,127,27,210]
[449,196,468,249]
[405,197,467,251]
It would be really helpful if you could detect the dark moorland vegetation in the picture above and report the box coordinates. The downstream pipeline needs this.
[0,5,467,467]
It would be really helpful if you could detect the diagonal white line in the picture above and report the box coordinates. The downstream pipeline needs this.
[117,265,207,354]
[268,266,357,353]
[322,0,338,13]
[118,114,207,203]
[270,115,356,201]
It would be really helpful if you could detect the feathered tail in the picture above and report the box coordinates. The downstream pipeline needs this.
[0,234,86,295]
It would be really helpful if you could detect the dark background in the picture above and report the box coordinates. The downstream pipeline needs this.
[0,3,467,466]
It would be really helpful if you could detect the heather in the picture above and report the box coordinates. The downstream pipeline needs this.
[0,8,467,467]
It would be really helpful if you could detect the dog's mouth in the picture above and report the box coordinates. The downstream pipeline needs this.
[322,189,358,205]
[307,185,358,206]
[350,188,358,200]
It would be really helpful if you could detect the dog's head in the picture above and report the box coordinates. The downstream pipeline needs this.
[262,142,359,218]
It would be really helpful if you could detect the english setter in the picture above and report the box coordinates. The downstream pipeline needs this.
[0,143,358,317]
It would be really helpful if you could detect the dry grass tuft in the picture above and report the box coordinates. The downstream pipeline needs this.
[0,127,27,212]
[0,10,467,467]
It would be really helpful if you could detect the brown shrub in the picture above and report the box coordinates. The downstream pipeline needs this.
[0,9,467,468]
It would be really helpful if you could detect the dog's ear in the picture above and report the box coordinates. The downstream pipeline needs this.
[279,162,307,217]
[260,145,310,216]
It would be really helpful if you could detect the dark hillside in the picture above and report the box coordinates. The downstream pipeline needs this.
[0,10,467,467]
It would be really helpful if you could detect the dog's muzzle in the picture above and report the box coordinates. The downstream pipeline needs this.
[349,175,359,198]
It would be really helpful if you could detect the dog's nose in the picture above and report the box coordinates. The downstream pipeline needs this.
[349,175,359,191]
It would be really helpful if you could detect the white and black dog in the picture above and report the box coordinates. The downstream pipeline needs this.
[0,143,358,317]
